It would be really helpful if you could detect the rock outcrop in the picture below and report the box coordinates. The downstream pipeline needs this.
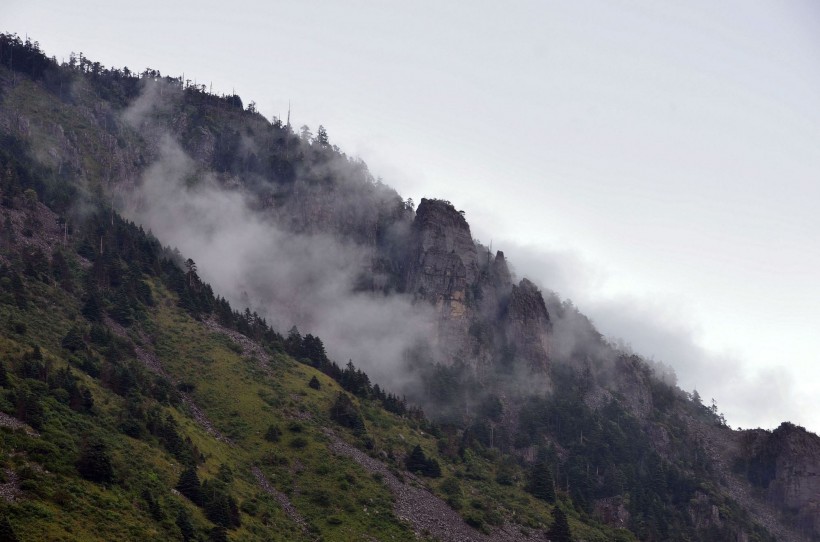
[503,278,551,373]
[740,423,820,537]
[401,199,552,381]
[405,198,478,304]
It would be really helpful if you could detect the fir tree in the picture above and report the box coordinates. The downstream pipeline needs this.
[526,451,556,502]
[176,509,195,542]
[0,516,19,542]
[546,505,572,542]
[176,466,202,505]
[76,439,114,484]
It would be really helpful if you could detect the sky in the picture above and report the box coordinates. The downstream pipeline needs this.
[4,0,820,432]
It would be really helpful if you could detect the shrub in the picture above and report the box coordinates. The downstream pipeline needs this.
[76,439,114,484]
[264,425,282,442]
[330,393,365,433]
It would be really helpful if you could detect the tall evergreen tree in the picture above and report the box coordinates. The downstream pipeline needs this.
[76,439,114,484]
[0,516,19,542]
[176,509,195,542]
[546,505,572,542]
[176,466,202,505]
[526,451,556,502]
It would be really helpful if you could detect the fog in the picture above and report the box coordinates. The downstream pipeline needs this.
[499,239,802,430]
[122,129,437,391]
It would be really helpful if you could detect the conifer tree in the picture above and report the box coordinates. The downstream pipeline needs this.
[546,505,572,542]
[526,451,556,502]
[176,466,203,505]
[0,516,19,542]
[176,509,195,542]
[76,439,114,484]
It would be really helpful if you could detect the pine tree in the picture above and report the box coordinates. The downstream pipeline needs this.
[264,424,282,442]
[208,526,229,542]
[61,326,86,352]
[526,452,556,502]
[176,509,195,542]
[546,505,572,542]
[0,516,19,542]
[76,439,114,484]
[176,466,202,505]
[81,293,102,322]
[316,125,329,147]
[405,444,428,474]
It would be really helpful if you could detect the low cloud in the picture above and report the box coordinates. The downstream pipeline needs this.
[499,239,806,431]
[124,135,437,391]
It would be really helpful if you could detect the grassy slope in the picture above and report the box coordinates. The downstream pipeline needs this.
[0,60,628,542]
[0,246,626,541]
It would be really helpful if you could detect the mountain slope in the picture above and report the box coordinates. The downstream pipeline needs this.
[0,32,817,541]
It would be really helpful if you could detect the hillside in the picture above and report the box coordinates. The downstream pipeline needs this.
[0,32,818,541]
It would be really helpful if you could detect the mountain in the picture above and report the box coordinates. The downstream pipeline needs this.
[0,32,817,541]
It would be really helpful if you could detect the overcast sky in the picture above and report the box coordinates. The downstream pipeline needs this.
[5,0,820,432]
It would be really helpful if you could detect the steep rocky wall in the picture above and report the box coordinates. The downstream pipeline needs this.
[504,278,551,373]
[760,424,820,536]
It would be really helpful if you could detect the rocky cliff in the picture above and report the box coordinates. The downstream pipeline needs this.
[737,423,820,537]
[400,199,553,385]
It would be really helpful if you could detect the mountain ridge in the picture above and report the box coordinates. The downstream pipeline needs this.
[0,32,817,541]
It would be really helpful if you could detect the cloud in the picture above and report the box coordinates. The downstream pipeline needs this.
[123,134,438,392]
[498,239,805,431]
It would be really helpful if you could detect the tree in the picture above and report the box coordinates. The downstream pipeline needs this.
[284,326,303,356]
[406,444,428,473]
[299,124,312,142]
[0,516,19,542]
[308,375,321,390]
[264,424,282,442]
[176,509,195,542]
[330,393,365,433]
[316,125,329,147]
[184,258,199,289]
[76,439,114,484]
[526,451,555,502]
[176,466,203,505]
[405,444,442,477]
[202,480,240,528]
[546,505,572,542]
[81,293,102,322]
[208,526,229,542]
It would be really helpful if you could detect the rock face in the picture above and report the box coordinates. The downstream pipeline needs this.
[504,278,551,373]
[405,198,478,304]
[401,198,552,382]
[403,198,481,367]
[743,423,820,536]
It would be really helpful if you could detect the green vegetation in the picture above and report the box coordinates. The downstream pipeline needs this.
[0,32,784,542]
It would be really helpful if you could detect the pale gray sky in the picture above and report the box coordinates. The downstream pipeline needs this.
[5,0,820,431]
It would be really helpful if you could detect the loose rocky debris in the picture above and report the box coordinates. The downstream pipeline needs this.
[203,317,272,368]
[0,469,21,503]
[104,317,231,444]
[0,412,39,437]
[105,317,166,376]
[251,466,310,535]
[0,202,71,266]
[180,395,231,444]
[323,429,537,542]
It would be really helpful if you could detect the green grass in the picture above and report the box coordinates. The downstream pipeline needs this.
[0,84,621,537]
